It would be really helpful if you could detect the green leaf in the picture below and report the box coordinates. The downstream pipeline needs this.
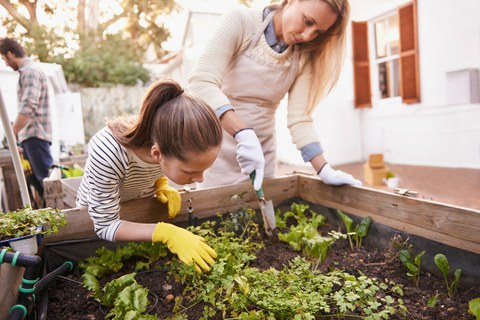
[469,297,480,319]
[337,210,353,233]
[356,216,372,237]
[399,250,411,266]
[434,254,450,278]
[413,250,426,266]
[427,293,440,308]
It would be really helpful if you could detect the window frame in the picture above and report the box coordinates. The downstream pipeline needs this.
[352,0,420,109]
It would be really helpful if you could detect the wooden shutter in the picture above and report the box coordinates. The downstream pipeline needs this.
[399,0,420,103]
[352,21,372,108]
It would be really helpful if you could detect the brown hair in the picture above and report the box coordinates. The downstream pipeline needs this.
[271,0,350,113]
[0,38,26,57]
[107,79,222,161]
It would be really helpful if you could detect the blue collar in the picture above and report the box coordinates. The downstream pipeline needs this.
[263,7,288,53]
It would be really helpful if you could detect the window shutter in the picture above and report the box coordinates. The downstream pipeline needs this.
[399,0,420,103]
[352,21,372,108]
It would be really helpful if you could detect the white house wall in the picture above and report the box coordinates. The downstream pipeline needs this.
[278,0,480,169]
[362,0,480,168]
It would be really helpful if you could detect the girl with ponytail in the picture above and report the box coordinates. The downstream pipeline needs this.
[76,79,223,272]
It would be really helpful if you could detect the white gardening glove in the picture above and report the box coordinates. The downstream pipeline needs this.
[234,128,265,191]
[318,163,362,186]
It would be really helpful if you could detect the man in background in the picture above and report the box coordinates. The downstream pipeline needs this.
[0,37,52,206]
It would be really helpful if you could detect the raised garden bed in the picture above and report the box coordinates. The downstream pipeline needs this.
[11,174,480,319]
[44,200,480,319]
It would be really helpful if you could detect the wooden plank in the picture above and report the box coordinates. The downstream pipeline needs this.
[45,173,479,254]
[43,178,65,209]
[62,177,82,208]
[298,175,480,254]
[173,175,298,220]
[45,175,298,243]
[0,264,24,319]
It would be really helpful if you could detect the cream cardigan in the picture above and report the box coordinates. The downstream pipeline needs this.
[188,6,321,150]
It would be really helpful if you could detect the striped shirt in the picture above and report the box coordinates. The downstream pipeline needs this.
[76,128,163,241]
[17,58,52,143]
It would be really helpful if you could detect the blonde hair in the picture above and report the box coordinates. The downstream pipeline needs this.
[107,79,222,161]
[273,0,350,114]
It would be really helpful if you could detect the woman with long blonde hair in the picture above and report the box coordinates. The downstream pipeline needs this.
[189,0,361,190]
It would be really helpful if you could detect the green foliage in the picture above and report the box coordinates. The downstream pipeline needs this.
[80,241,168,278]
[337,210,373,251]
[81,242,168,318]
[276,203,341,268]
[427,292,441,308]
[399,247,425,287]
[80,204,407,319]
[86,272,156,320]
[60,164,84,178]
[56,33,150,87]
[168,204,405,319]
[0,206,66,239]
[469,297,480,319]
[1,0,174,66]
[434,253,462,298]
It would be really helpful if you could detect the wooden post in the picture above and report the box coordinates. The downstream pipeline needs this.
[0,264,24,319]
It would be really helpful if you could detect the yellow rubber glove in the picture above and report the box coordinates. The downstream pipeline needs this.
[152,222,217,272]
[155,177,181,218]
[20,154,31,172]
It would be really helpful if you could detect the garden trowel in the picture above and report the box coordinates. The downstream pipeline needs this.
[250,171,277,237]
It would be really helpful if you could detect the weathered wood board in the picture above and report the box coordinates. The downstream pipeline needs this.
[44,174,480,255]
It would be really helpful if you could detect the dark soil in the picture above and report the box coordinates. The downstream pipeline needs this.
[44,221,479,320]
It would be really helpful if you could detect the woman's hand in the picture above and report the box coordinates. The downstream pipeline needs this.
[152,222,217,272]
[234,128,265,190]
[318,163,362,186]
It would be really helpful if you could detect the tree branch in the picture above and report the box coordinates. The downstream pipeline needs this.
[0,0,29,30]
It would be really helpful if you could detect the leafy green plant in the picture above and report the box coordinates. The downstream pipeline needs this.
[80,203,408,320]
[399,247,425,287]
[434,253,462,298]
[0,206,66,239]
[276,203,342,268]
[83,272,156,320]
[427,292,441,308]
[386,171,395,179]
[80,242,168,278]
[337,210,373,251]
[58,33,150,87]
[61,164,84,178]
[469,297,480,319]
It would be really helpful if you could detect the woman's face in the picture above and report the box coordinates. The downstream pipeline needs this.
[278,0,338,45]
[155,146,220,185]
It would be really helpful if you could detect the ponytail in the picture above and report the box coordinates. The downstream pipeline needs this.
[107,79,222,161]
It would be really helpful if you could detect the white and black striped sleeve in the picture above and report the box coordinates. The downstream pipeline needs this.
[76,129,128,241]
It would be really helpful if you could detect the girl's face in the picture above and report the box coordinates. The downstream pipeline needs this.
[153,146,220,185]
[277,0,338,45]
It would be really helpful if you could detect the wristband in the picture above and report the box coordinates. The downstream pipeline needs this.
[233,127,254,138]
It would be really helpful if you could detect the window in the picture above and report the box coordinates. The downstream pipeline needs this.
[374,14,400,99]
[352,0,420,108]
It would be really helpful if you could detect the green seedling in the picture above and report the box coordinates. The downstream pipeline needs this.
[399,247,425,287]
[277,203,336,268]
[80,203,408,319]
[469,297,480,319]
[337,210,372,251]
[434,253,462,298]
[0,206,67,239]
[427,292,441,308]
